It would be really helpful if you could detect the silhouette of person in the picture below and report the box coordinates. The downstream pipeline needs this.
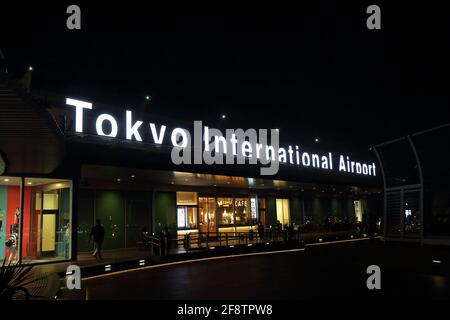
[90,219,105,260]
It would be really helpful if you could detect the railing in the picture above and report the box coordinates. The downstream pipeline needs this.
[141,227,375,257]
[178,230,301,252]
[137,234,167,257]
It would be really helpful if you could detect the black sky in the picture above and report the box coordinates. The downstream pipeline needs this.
[2,2,450,154]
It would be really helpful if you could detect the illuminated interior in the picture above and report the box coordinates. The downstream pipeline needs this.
[0,177,72,264]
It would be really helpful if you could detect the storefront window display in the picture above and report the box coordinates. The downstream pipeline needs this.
[217,197,234,226]
[177,207,198,229]
[0,177,21,263]
[176,192,198,230]
[0,177,72,264]
[276,198,290,228]
[22,178,72,263]
[198,197,216,233]
[258,197,266,226]
[234,197,250,226]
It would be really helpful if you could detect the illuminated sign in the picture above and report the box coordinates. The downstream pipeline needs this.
[66,98,377,177]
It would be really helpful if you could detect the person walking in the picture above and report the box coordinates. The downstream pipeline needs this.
[89,219,105,260]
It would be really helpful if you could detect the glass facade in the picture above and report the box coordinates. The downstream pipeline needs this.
[0,176,72,264]
[276,198,290,228]
[217,197,234,226]
[0,177,21,263]
[177,207,198,229]
[198,197,216,233]
[176,192,198,230]
[179,193,261,234]
[234,197,250,226]
[258,197,266,226]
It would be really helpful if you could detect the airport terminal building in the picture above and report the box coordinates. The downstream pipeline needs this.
[0,81,382,265]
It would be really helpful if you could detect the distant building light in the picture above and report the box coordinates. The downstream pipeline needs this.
[432,260,442,264]
[209,246,215,250]
[221,114,226,119]
[248,243,253,247]
[105,265,112,272]
[145,95,150,100]
[318,238,323,242]
[314,138,320,143]
[28,66,33,71]
[117,178,121,182]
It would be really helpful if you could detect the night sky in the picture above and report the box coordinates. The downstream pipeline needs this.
[2,2,450,155]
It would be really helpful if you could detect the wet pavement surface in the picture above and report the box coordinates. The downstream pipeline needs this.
[80,240,450,300]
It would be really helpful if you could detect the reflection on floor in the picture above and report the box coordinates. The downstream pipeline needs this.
[31,231,366,276]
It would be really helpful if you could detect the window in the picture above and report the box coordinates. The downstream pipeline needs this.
[217,197,234,226]
[276,198,290,228]
[234,197,250,226]
[0,177,21,263]
[176,192,198,230]
[0,176,73,264]
[23,178,72,263]
[198,197,216,233]
[250,196,258,221]
[177,206,198,229]
[258,197,266,227]
[354,200,363,222]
